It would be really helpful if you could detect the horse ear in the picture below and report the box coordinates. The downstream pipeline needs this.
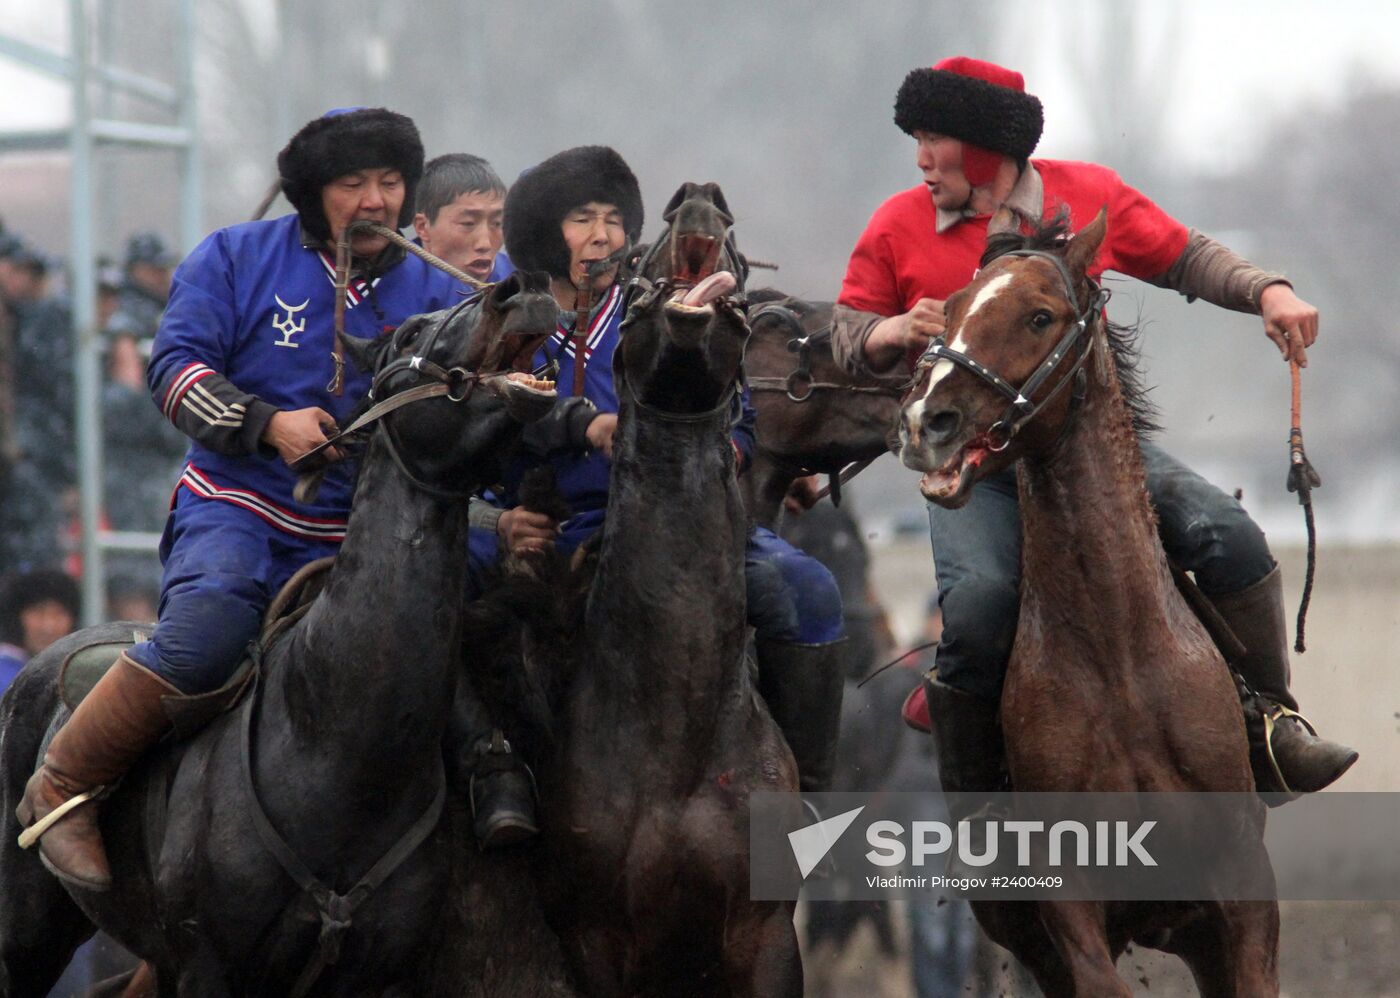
[1065,207,1108,281]
[703,182,733,222]
[338,330,386,375]
[661,183,692,223]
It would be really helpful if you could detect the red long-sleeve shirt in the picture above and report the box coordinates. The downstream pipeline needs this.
[838,159,1188,320]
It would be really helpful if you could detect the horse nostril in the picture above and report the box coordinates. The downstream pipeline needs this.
[924,409,961,443]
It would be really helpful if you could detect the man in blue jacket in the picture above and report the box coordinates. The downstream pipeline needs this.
[462,146,846,846]
[18,107,468,891]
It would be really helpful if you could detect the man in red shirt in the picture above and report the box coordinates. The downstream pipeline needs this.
[834,56,1355,804]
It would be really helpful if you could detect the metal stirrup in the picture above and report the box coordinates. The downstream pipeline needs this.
[17,789,102,850]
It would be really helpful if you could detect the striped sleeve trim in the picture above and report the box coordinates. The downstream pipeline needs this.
[179,380,248,428]
[162,362,217,421]
[179,465,348,541]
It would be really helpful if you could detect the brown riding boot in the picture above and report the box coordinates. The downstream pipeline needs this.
[1212,565,1358,796]
[15,653,177,890]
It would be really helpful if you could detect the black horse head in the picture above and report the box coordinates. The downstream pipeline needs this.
[331,271,560,493]
[617,271,749,419]
[632,181,748,293]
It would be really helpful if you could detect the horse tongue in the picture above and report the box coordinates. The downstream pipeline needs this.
[679,271,737,307]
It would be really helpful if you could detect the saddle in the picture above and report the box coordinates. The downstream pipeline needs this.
[57,557,336,740]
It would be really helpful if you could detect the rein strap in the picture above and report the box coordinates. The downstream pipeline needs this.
[239,671,445,998]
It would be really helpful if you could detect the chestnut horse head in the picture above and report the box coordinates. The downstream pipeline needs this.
[897,209,1118,507]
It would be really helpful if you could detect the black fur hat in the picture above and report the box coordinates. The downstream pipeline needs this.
[277,107,424,243]
[504,146,644,280]
[893,56,1043,162]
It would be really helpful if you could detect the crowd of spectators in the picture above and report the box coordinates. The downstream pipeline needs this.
[0,219,187,697]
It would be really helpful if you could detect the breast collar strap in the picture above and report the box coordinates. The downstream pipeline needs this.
[914,249,1110,451]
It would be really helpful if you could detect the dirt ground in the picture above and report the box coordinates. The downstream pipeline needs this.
[802,900,1400,996]
[838,541,1400,996]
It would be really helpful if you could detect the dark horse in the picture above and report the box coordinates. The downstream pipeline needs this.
[896,212,1278,996]
[743,293,904,528]
[0,273,559,996]
[529,183,802,995]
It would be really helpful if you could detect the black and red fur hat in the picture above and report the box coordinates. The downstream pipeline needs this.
[504,146,644,281]
[894,57,1044,185]
[277,107,424,243]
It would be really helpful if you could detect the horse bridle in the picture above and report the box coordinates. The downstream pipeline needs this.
[292,296,518,498]
[615,277,747,426]
[912,248,1110,451]
[746,302,905,403]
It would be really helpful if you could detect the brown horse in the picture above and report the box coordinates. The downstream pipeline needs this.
[743,292,904,529]
[896,211,1278,996]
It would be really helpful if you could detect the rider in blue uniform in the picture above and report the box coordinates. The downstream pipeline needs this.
[18,108,468,891]
[459,146,847,846]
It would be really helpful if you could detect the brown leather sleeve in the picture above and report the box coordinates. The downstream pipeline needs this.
[832,304,893,377]
[1146,228,1290,315]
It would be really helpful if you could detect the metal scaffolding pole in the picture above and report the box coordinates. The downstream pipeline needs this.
[70,0,105,626]
[0,1,200,625]
[177,0,200,256]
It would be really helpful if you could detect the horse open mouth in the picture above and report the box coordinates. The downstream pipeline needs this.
[503,333,552,374]
[671,233,722,285]
[919,438,991,504]
[487,371,557,423]
[665,271,736,316]
[504,370,556,396]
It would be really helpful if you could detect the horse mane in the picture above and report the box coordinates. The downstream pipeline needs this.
[747,287,823,317]
[747,287,789,305]
[981,210,1159,436]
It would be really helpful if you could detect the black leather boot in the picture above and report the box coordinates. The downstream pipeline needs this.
[1213,565,1358,796]
[756,638,846,794]
[923,670,1007,876]
[446,678,538,849]
[468,730,539,849]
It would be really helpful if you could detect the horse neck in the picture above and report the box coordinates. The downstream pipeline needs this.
[270,433,467,769]
[1016,338,1176,663]
[584,397,748,728]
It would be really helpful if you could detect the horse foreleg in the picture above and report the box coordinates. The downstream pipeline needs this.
[1217,897,1279,997]
[560,925,629,998]
[722,903,801,998]
[173,941,233,998]
[1036,899,1132,997]
[0,842,97,996]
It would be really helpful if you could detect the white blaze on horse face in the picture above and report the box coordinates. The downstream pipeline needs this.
[905,278,1006,451]
[964,272,1013,324]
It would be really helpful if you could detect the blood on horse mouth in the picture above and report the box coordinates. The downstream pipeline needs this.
[919,438,990,499]
[671,234,721,284]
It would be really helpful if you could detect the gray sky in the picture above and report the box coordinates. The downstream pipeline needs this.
[4,0,1396,169]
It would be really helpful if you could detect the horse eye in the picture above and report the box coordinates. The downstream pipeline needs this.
[1030,310,1054,331]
